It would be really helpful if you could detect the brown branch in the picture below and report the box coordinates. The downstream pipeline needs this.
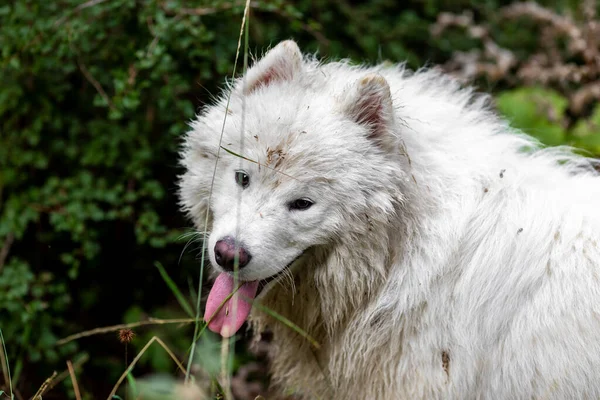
[503,2,588,57]
[32,372,58,400]
[431,2,600,126]
[76,56,116,110]
[32,355,89,399]
[570,82,600,115]
[430,11,517,82]
[48,355,89,395]
[60,8,117,112]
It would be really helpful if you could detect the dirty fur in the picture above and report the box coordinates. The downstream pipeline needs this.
[179,40,600,399]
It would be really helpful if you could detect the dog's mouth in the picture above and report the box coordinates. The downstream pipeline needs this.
[257,251,305,296]
[203,250,307,338]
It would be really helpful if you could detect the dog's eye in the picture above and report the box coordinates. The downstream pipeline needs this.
[235,171,250,189]
[289,198,314,211]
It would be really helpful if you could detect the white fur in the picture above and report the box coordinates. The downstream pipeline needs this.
[179,40,600,399]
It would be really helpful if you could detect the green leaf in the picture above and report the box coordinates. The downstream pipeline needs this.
[154,262,195,318]
[126,372,138,396]
[251,302,321,350]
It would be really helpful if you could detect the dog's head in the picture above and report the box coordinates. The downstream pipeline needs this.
[179,40,406,336]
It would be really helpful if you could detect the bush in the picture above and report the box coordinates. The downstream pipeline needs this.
[1,0,598,398]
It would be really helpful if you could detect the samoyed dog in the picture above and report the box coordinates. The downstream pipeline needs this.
[179,40,600,399]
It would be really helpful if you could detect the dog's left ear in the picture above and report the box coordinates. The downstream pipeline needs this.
[343,74,396,143]
[242,40,303,95]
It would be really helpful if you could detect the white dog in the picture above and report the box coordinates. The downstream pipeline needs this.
[179,40,600,399]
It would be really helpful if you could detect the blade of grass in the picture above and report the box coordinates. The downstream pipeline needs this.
[223,9,252,398]
[187,276,198,307]
[125,372,137,398]
[0,342,8,391]
[251,301,321,349]
[219,146,299,181]
[219,146,257,164]
[185,0,252,383]
[154,261,195,318]
[0,329,13,400]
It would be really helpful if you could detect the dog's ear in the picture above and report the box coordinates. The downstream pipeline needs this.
[343,74,395,142]
[242,40,303,95]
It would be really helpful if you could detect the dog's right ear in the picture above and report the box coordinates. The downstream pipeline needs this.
[241,40,303,95]
[342,74,396,144]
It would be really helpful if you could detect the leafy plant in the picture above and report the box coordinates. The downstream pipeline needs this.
[2,0,599,397]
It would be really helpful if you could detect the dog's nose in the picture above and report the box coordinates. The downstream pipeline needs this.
[214,236,252,271]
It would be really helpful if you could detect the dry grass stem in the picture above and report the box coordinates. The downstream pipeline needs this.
[67,360,82,400]
[107,336,187,400]
[56,318,198,346]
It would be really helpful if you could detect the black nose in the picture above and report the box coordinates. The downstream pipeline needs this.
[214,236,252,271]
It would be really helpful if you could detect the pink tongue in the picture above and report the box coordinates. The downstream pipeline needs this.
[204,273,259,337]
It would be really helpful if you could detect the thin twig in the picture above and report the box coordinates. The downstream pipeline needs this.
[31,372,57,399]
[107,336,186,400]
[67,361,82,400]
[53,0,110,28]
[76,56,116,110]
[56,318,198,346]
[45,355,89,395]
[32,356,89,399]
[66,31,116,111]
[175,1,258,16]
[74,0,109,12]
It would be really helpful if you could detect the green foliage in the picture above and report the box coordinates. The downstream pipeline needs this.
[497,88,600,155]
[1,0,598,397]
[154,262,195,318]
[496,87,569,147]
[0,0,241,393]
[572,105,600,155]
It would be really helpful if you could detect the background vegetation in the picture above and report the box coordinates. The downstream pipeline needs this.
[1,0,599,398]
